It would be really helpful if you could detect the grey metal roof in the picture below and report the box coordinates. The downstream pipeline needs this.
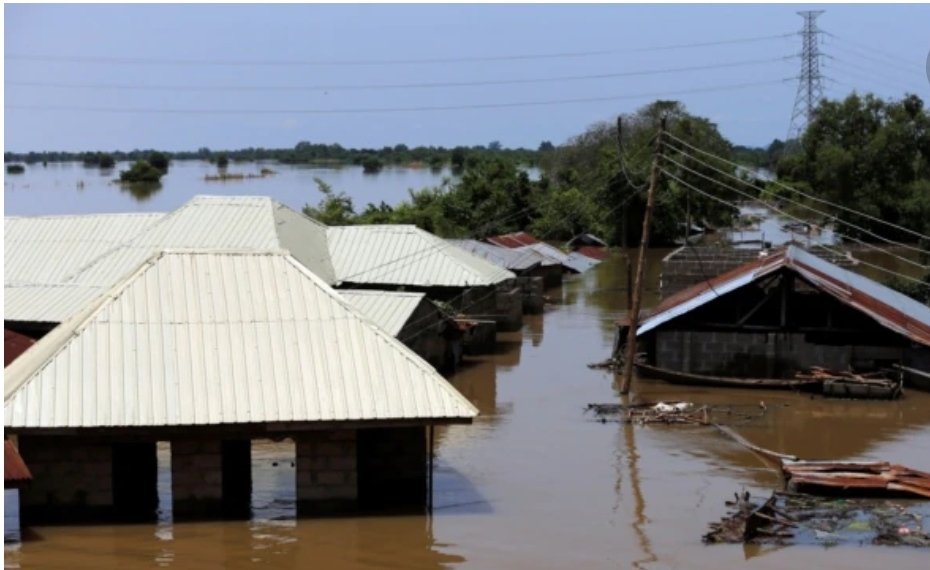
[327,225,515,288]
[4,196,336,323]
[5,250,478,428]
[337,289,429,337]
[446,239,544,272]
[636,245,930,347]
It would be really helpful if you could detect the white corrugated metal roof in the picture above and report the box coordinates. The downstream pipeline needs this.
[446,239,544,272]
[4,250,478,428]
[516,243,570,267]
[327,225,515,287]
[5,213,165,287]
[5,196,336,323]
[337,289,428,337]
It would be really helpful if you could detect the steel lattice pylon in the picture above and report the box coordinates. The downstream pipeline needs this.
[788,10,825,141]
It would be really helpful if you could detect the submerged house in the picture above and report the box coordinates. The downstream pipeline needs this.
[327,225,522,331]
[486,231,605,275]
[5,250,477,524]
[446,239,558,310]
[4,196,497,364]
[620,245,930,387]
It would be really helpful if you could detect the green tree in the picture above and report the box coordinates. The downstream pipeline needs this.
[302,178,355,225]
[119,160,164,183]
[775,93,930,241]
[148,151,169,172]
[98,154,116,169]
[216,153,230,168]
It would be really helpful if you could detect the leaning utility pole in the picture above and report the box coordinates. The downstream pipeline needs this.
[787,10,825,141]
[620,118,665,395]
[616,117,632,313]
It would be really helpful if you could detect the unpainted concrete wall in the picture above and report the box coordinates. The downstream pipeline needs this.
[296,430,358,515]
[655,330,902,377]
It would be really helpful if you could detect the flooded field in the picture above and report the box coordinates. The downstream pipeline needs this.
[5,251,929,569]
[3,160,467,216]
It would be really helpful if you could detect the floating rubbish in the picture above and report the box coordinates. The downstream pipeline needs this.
[704,491,930,547]
[782,460,930,499]
[584,402,765,425]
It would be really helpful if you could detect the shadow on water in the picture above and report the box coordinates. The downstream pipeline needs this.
[118,181,163,202]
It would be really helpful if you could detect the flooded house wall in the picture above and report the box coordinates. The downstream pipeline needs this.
[296,427,429,515]
[397,301,452,371]
[296,430,359,515]
[654,330,903,377]
[172,439,252,520]
[17,436,156,524]
[515,275,545,314]
[524,264,563,289]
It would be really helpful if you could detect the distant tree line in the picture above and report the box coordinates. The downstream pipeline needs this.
[3,141,540,173]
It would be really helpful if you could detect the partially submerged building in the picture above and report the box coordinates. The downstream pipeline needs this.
[446,239,558,310]
[5,250,478,524]
[486,231,606,275]
[327,225,522,331]
[622,246,930,387]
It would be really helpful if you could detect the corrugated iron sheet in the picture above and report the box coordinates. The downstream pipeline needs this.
[447,239,544,272]
[634,246,930,347]
[4,329,36,368]
[564,252,602,274]
[4,250,478,428]
[4,196,336,323]
[328,225,514,287]
[337,289,428,337]
[486,232,539,248]
[4,441,32,484]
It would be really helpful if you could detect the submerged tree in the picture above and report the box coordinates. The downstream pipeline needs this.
[119,160,164,183]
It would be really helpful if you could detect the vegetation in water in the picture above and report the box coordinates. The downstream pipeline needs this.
[119,160,165,184]
[6,163,26,174]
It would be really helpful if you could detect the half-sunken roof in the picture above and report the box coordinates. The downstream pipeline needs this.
[327,225,514,287]
[337,289,431,337]
[5,250,477,428]
[634,245,930,347]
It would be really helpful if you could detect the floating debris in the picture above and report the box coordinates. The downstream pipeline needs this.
[783,461,930,499]
[584,402,766,425]
[705,491,930,547]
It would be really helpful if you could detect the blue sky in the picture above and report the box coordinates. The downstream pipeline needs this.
[5,3,929,152]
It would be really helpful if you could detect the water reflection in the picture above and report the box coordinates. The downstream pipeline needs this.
[119,181,163,202]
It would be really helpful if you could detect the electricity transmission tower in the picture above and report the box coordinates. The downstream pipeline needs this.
[787,10,825,141]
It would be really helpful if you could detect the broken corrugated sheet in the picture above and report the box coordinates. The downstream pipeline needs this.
[631,245,930,348]
[328,225,514,287]
[337,289,430,337]
[4,329,36,368]
[783,460,930,499]
[4,440,32,486]
[4,196,336,323]
[4,250,478,428]
[446,239,543,272]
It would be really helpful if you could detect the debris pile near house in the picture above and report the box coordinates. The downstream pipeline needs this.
[795,367,903,400]
[704,491,930,547]
[584,402,766,425]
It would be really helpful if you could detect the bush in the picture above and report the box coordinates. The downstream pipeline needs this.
[119,160,164,183]
[6,164,25,174]
[361,155,384,174]
[148,151,169,172]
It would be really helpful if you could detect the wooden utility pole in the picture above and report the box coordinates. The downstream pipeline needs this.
[620,117,665,395]
[616,117,632,313]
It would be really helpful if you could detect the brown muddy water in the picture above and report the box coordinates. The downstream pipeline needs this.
[5,251,930,569]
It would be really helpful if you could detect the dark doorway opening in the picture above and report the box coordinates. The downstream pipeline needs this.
[112,442,158,522]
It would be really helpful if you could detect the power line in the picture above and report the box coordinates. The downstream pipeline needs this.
[4,78,793,115]
[659,168,930,287]
[5,33,797,67]
[6,56,794,93]
[822,31,925,73]
[663,131,930,243]
[826,56,927,94]
[660,149,929,271]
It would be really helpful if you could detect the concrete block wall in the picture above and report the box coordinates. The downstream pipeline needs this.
[357,427,427,512]
[171,439,223,519]
[516,275,545,314]
[655,330,897,377]
[18,437,113,524]
[296,430,358,515]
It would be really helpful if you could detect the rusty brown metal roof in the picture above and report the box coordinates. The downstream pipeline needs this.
[630,246,930,348]
[782,460,930,499]
[4,329,36,368]
[486,232,540,249]
[5,440,32,486]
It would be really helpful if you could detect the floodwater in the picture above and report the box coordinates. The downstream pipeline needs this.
[5,251,930,569]
[3,160,465,216]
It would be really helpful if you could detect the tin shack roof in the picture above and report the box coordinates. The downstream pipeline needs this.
[337,289,431,337]
[5,441,32,486]
[4,250,478,429]
[446,239,544,272]
[631,246,930,348]
[486,231,539,249]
